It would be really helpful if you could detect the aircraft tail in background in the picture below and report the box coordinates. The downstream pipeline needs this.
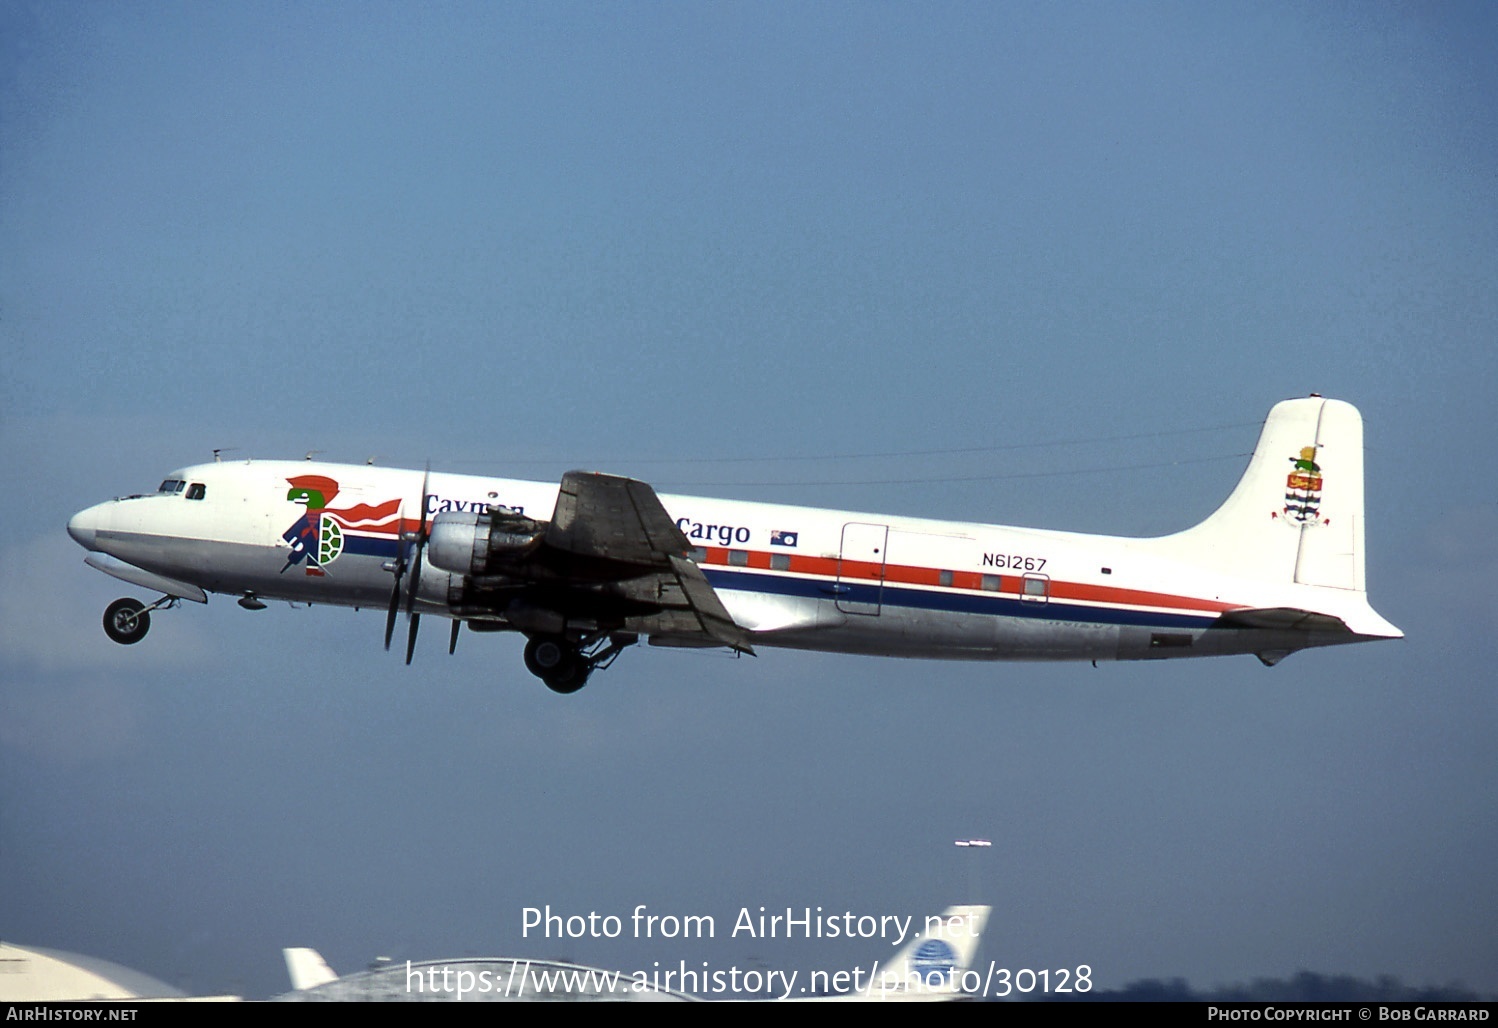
[850,904,991,1001]
[282,948,339,991]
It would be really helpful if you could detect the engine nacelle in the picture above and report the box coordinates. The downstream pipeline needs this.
[427,508,546,577]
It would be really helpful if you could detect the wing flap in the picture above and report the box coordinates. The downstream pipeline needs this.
[669,554,754,653]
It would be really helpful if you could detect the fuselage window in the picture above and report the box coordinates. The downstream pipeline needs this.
[728,549,750,567]
[770,553,791,571]
[939,569,954,587]
[1022,574,1050,601]
[185,483,206,500]
[981,574,1001,591]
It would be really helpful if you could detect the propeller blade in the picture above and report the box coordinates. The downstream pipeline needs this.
[384,578,401,651]
[416,463,430,535]
[404,536,423,618]
[405,612,420,665]
[399,466,432,664]
[382,499,408,652]
[404,464,431,619]
[448,619,460,655]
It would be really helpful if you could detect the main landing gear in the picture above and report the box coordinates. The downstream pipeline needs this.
[101,596,179,645]
[522,632,637,694]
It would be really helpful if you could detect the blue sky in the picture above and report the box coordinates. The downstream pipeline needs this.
[2,1,1495,999]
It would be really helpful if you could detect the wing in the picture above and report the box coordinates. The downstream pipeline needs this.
[546,471,694,567]
[478,471,753,653]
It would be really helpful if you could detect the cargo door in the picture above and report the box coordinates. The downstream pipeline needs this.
[837,522,888,615]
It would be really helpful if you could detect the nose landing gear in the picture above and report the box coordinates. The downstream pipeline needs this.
[101,595,179,645]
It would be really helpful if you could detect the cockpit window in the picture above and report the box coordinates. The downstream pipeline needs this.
[158,479,186,494]
[185,483,206,500]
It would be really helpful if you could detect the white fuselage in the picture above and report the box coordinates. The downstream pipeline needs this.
[66,457,1393,665]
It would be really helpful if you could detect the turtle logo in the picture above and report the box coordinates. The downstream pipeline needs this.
[1281,445,1324,526]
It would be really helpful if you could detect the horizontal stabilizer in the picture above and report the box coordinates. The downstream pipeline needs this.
[1215,607,1351,633]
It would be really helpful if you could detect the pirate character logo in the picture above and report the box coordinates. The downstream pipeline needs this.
[281,475,403,576]
[282,475,342,576]
[1280,445,1324,525]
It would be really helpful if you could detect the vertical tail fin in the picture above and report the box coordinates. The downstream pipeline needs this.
[1166,396,1366,591]
[856,905,990,1000]
[283,948,339,991]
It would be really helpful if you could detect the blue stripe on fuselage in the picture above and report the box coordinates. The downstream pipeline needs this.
[342,534,401,558]
[331,539,1215,631]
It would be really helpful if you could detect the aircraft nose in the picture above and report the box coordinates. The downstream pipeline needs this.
[68,504,103,550]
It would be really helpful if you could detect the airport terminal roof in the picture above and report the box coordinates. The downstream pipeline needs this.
[271,956,696,1002]
[0,942,190,1001]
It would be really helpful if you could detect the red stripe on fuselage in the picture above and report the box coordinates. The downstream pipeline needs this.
[693,547,1237,616]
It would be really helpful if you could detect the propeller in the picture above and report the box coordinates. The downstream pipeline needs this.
[384,465,432,664]
[383,504,406,651]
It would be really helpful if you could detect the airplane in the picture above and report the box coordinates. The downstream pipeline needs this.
[277,904,992,1001]
[66,395,1401,693]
